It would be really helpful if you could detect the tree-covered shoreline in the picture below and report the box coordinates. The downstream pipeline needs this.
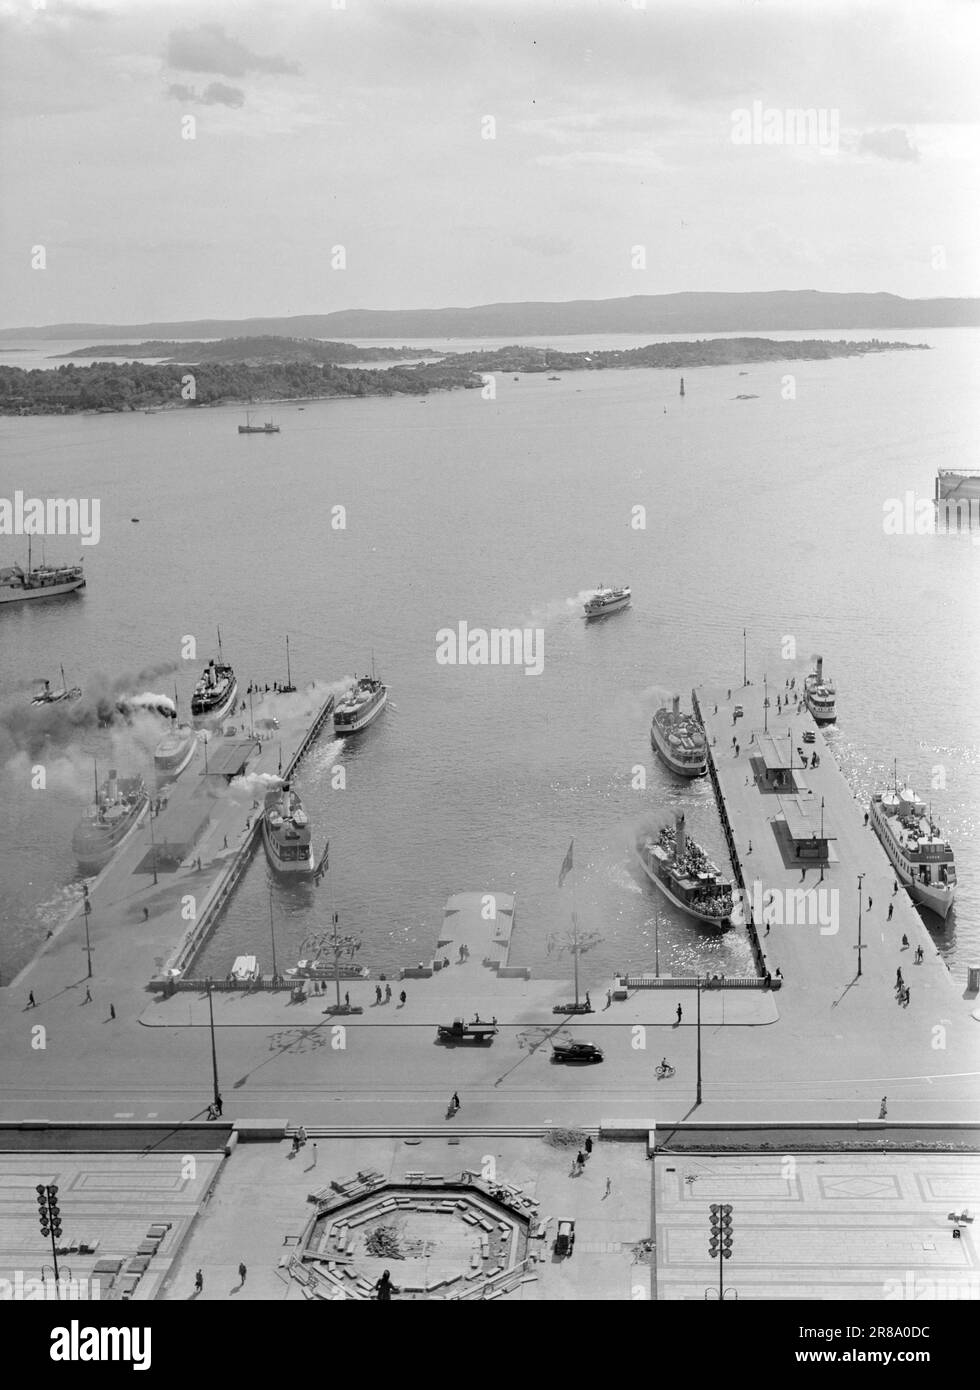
[0,336,926,416]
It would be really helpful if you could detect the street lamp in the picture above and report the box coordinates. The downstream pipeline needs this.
[696,975,703,1105]
[654,900,660,979]
[857,872,865,978]
[206,984,221,1112]
[268,890,279,981]
[82,896,93,979]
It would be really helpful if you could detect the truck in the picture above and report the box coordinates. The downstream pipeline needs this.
[436,1016,498,1045]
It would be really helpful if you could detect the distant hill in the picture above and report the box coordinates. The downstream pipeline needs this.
[4,290,978,341]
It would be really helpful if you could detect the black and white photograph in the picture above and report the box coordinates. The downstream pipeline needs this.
[0,0,978,1345]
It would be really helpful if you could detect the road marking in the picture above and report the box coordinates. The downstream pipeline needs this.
[147,1112,158,1117]
[113,1111,134,1118]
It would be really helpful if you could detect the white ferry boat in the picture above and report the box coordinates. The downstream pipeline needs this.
[334,673,388,734]
[1,540,85,604]
[583,583,631,618]
[869,782,956,920]
[262,783,315,874]
[651,695,707,777]
[154,724,197,782]
[634,815,734,930]
[804,656,837,723]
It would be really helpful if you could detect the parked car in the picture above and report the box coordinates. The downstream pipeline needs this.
[551,1039,604,1064]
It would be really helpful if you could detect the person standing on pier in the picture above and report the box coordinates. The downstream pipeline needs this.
[676,1003,683,1023]
[879,1097,888,1119]
[887,904,894,921]
[399,990,406,1007]
[385,983,392,1003]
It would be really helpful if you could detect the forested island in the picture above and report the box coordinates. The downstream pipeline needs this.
[52,336,438,364]
[0,336,926,415]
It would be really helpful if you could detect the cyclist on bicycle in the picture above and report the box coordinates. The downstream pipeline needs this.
[659,1057,672,1075]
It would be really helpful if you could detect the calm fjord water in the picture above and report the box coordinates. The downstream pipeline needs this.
[1,330,978,985]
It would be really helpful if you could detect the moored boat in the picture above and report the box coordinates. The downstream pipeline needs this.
[334,672,388,734]
[634,815,734,930]
[238,411,280,434]
[1,539,85,604]
[72,766,148,873]
[191,631,238,722]
[804,656,837,723]
[583,583,631,618]
[651,695,707,777]
[262,783,315,873]
[154,723,197,781]
[869,778,956,920]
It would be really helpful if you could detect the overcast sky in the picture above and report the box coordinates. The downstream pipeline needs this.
[1,0,978,326]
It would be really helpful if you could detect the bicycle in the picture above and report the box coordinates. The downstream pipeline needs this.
[655,1062,675,1079]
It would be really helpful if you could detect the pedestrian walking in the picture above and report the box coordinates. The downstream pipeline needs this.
[603,1178,612,1199]
[83,986,92,1004]
[142,907,149,921]
[109,1004,116,1020]
[575,1150,586,1170]
[893,879,898,894]
[585,991,591,1010]
[27,991,36,1009]
[374,1269,394,1301]
[451,1091,460,1112]
[879,1096,888,1119]
[585,1135,593,1155]
[399,990,406,1006]
[903,987,910,1007]
[765,920,771,937]
[864,811,869,827]
[385,983,392,1002]
[309,1142,318,1166]
[194,1269,203,1293]
[915,945,924,963]
[887,904,894,921]
[734,743,739,756]
[605,989,612,1009]
[375,985,382,1004]
[896,968,904,989]
[801,867,806,881]
[344,991,350,1008]
[238,1262,247,1284]
[676,1003,683,1023]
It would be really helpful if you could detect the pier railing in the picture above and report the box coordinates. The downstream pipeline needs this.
[621,975,778,990]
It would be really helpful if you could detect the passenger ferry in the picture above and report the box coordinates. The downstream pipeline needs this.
[262,783,315,874]
[334,672,388,734]
[72,766,148,873]
[191,632,238,722]
[634,815,734,930]
[583,584,631,618]
[651,695,707,777]
[154,723,197,782]
[1,540,85,604]
[804,656,837,723]
[869,779,956,920]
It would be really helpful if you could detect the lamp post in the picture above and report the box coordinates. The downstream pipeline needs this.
[268,890,279,981]
[696,975,703,1105]
[206,984,221,1110]
[857,872,865,978]
[82,895,93,979]
[763,673,768,734]
[654,900,660,979]
[36,1185,62,1296]
[148,795,158,887]
[742,628,747,689]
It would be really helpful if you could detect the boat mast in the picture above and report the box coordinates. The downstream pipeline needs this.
[60,663,67,693]
[217,625,223,663]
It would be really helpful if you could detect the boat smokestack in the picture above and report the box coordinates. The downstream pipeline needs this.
[672,694,680,718]
[816,656,823,681]
[675,813,686,860]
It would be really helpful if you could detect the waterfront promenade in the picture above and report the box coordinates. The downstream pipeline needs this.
[1,676,977,1134]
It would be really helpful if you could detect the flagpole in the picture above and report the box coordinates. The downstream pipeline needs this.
[571,876,580,1009]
